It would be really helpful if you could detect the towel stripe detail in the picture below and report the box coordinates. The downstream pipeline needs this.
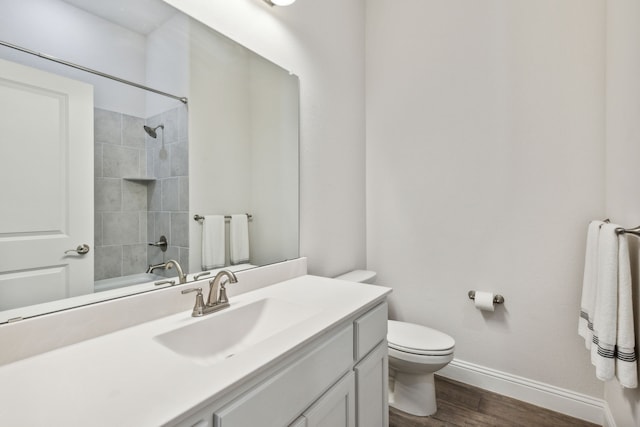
[580,310,593,330]
[582,310,638,363]
[617,351,638,363]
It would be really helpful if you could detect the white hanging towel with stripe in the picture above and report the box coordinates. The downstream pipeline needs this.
[583,222,637,388]
[201,215,225,270]
[579,220,602,348]
[229,214,250,265]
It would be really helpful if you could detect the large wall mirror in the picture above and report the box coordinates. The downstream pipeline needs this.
[0,0,299,323]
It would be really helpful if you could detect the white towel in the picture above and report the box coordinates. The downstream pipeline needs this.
[229,214,249,265]
[201,215,225,270]
[615,233,638,388]
[579,220,602,349]
[591,223,619,381]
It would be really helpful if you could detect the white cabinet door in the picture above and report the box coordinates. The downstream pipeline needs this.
[0,58,94,319]
[302,372,356,427]
[354,341,389,427]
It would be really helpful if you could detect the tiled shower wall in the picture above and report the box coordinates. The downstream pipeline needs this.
[94,106,189,282]
[94,108,149,281]
[146,107,190,275]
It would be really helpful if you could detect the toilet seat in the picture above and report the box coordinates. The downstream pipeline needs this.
[388,347,454,368]
[387,320,455,356]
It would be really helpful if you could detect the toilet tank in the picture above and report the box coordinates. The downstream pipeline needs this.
[335,270,377,284]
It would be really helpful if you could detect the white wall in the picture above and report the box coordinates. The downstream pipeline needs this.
[145,13,190,117]
[604,0,640,425]
[0,0,147,117]
[165,0,367,277]
[187,17,253,271]
[186,18,300,271]
[248,56,300,266]
[366,0,605,399]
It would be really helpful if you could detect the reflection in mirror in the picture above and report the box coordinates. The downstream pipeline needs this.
[0,0,299,323]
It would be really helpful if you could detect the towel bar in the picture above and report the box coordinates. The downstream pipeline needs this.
[597,218,640,237]
[194,213,253,222]
[468,291,504,304]
[599,218,640,237]
[616,226,640,237]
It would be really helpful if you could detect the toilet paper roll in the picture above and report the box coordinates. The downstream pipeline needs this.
[474,291,495,312]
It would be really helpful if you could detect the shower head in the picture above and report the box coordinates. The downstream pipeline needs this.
[143,124,164,139]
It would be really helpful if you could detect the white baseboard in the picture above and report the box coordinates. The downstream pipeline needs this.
[438,359,604,425]
[603,401,616,427]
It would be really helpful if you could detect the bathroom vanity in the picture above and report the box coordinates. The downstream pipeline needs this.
[176,289,389,427]
[0,268,390,427]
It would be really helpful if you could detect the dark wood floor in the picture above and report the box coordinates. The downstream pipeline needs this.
[389,376,600,427]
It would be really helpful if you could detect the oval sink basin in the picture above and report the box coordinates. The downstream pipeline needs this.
[154,298,318,366]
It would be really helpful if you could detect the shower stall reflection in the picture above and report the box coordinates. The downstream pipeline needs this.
[94,106,189,291]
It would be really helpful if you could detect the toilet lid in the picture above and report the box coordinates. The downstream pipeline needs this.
[387,320,455,355]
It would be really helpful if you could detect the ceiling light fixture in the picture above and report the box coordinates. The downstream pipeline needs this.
[263,0,296,6]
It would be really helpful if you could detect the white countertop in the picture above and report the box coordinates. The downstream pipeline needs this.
[0,275,390,426]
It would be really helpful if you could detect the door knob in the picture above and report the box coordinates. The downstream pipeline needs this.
[65,244,90,255]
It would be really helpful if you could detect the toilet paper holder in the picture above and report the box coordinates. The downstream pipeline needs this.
[468,290,504,304]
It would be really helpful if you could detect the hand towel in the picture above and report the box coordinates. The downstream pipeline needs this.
[201,215,225,270]
[615,233,638,388]
[579,220,602,349]
[591,223,620,381]
[229,214,249,265]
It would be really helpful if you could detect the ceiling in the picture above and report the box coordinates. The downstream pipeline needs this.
[61,0,177,35]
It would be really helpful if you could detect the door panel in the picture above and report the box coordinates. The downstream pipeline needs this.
[0,58,94,318]
[0,267,68,310]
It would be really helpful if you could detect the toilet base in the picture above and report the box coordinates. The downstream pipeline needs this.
[389,371,437,417]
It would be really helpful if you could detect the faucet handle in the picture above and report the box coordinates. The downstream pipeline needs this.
[218,281,229,304]
[154,280,176,287]
[193,271,211,281]
[181,287,205,317]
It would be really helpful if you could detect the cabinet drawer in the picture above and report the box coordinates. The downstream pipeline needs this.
[214,325,353,426]
[354,302,387,360]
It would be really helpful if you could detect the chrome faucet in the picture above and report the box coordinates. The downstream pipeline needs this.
[181,270,238,317]
[207,270,238,306]
[147,259,187,284]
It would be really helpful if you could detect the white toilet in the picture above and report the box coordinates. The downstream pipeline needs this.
[335,270,455,417]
